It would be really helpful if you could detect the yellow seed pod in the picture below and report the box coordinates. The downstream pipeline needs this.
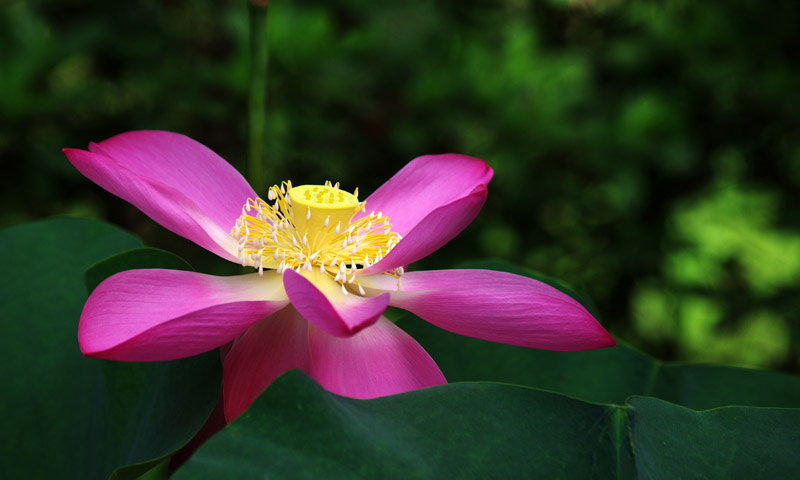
[288,184,359,250]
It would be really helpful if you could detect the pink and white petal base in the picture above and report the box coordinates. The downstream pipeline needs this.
[79,270,289,361]
[307,317,446,399]
[283,269,389,337]
[361,185,487,274]
[222,307,309,421]
[357,153,493,237]
[360,269,616,351]
[64,131,256,261]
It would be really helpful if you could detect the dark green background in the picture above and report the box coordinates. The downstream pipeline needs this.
[2,0,799,371]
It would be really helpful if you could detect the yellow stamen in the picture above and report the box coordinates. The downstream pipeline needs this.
[232,181,402,294]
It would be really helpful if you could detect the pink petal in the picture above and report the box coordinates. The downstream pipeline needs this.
[64,131,256,261]
[307,317,446,399]
[361,184,487,274]
[361,269,616,351]
[359,154,493,237]
[282,269,389,337]
[79,269,289,361]
[222,307,309,421]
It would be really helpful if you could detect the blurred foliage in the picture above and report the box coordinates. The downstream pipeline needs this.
[1,0,799,371]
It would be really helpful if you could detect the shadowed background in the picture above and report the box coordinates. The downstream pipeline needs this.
[2,0,799,372]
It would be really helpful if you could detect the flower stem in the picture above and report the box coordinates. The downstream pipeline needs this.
[247,0,270,192]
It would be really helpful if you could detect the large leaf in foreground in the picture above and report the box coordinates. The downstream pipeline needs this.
[175,370,800,479]
[0,218,221,480]
[175,370,631,479]
[399,259,800,409]
[629,396,800,478]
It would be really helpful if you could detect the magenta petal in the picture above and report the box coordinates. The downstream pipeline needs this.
[64,131,256,261]
[363,269,616,351]
[307,317,446,399]
[362,184,487,274]
[359,154,493,237]
[79,269,289,361]
[282,269,388,337]
[222,307,309,421]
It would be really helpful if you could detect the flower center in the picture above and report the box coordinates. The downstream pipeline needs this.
[232,181,403,295]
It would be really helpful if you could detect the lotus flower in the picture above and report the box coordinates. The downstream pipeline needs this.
[64,131,615,420]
